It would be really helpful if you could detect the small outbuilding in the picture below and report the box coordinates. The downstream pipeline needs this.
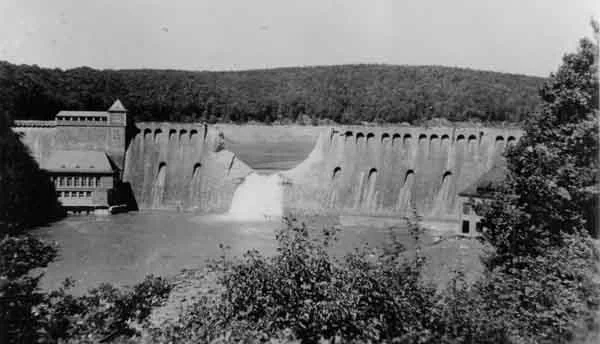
[457,164,507,236]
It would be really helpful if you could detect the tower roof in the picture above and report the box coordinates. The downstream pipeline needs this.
[108,99,127,112]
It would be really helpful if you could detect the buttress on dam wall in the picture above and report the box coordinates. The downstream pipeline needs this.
[121,123,522,221]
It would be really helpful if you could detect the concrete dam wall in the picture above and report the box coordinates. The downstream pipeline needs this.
[122,123,521,221]
[122,123,252,212]
[282,126,523,219]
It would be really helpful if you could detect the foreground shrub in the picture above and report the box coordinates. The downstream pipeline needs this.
[0,235,58,344]
[37,275,172,343]
[152,217,445,344]
[0,234,172,344]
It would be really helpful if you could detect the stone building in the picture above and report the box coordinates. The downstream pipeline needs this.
[456,164,507,236]
[46,150,115,209]
[12,100,128,212]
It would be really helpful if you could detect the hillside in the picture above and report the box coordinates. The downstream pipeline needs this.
[0,62,545,124]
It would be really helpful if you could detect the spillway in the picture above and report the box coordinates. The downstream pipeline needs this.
[227,173,283,221]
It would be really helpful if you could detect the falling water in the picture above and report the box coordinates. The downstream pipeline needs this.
[151,164,167,208]
[397,171,415,211]
[227,173,283,221]
[432,172,452,215]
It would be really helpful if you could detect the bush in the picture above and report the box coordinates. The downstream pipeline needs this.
[151,217,445,344]
[36,275,172,343]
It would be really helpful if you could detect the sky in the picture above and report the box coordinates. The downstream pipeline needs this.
[0,0,598,77]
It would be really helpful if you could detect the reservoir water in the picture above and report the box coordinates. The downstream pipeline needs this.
[32,212,420,294]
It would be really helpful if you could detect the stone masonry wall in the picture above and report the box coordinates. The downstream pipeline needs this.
[283,125,523,220]
[122,122,252,212]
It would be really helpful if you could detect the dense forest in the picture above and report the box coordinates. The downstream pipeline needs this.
[0,61,544,124]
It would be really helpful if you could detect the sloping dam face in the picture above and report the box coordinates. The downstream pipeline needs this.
[122,123,252,212]
[123,123,522,219]
[282,126,522,218]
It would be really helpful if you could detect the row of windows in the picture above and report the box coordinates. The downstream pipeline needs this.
[462,220,483,234]
[52,176,101,188]
[57,191,92,198]
[57,116,107,122]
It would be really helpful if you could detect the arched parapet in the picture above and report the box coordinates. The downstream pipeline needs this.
[143,128,152,141]
[507,135,517,146]
[381,133,390,145]
[154,129,163,143]
[344,130,353,143]
[366,132,375,145]
[179,129,188,143]
[355,132,365,144]
[190,129,198,141]
[169,129,177,141]
[392,133,402,146]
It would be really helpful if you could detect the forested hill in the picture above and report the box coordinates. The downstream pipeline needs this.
[0,61,545,124]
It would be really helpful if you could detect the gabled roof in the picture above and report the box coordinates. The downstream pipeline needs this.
[108,99,127,112]
[459,164,508,199]
[43,150,113,173]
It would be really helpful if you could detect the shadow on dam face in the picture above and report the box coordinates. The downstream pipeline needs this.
[217,125,322,173]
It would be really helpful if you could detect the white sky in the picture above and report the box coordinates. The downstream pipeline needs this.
[0,0,598,76]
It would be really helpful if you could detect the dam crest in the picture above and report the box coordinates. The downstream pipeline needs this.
[12,106,522,223]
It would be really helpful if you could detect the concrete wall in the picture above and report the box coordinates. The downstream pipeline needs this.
[12,124,57,166]
[282,125,522,220]
[122,122,252,212]
[55,125,126,169]
[13,120,127,170]
[16,121,521,220]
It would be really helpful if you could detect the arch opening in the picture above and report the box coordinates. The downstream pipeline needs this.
[179,129,188,142]
[154,129,163,143]
[190,129,198,141]
[366,132,375,144]
[332,166,342,180]
[381,133,390,144]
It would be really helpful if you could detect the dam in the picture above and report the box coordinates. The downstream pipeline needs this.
[12,102,522,231]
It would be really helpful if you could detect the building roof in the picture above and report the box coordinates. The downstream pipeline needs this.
[54,100,126,119]
[12,120,56,127]
[43,150,113,173]
[56,111,107,118]
[108,99,127,112]
[458,164,508,199]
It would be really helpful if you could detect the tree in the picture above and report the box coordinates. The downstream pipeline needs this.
[482,31,599,263]
[475,25,600,343]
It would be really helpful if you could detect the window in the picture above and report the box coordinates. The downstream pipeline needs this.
[66,177,72,186]
[96,177,101,187]
[462,220,470,234]
[79,191,84,197]
[74,176,80,187]
[64,191,69,198]
[58,177,63,186]
[86,191,92,197]
[476,222,483,233]
[462,203,471,215]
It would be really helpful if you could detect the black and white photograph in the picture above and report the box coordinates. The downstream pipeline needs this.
[0,1,599,343]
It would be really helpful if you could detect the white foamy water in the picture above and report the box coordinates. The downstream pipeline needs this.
[227,173,283,221]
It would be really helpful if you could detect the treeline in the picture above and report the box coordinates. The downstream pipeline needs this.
[0,62,544,124]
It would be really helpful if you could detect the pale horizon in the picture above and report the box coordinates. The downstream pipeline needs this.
[1,0,598,77]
